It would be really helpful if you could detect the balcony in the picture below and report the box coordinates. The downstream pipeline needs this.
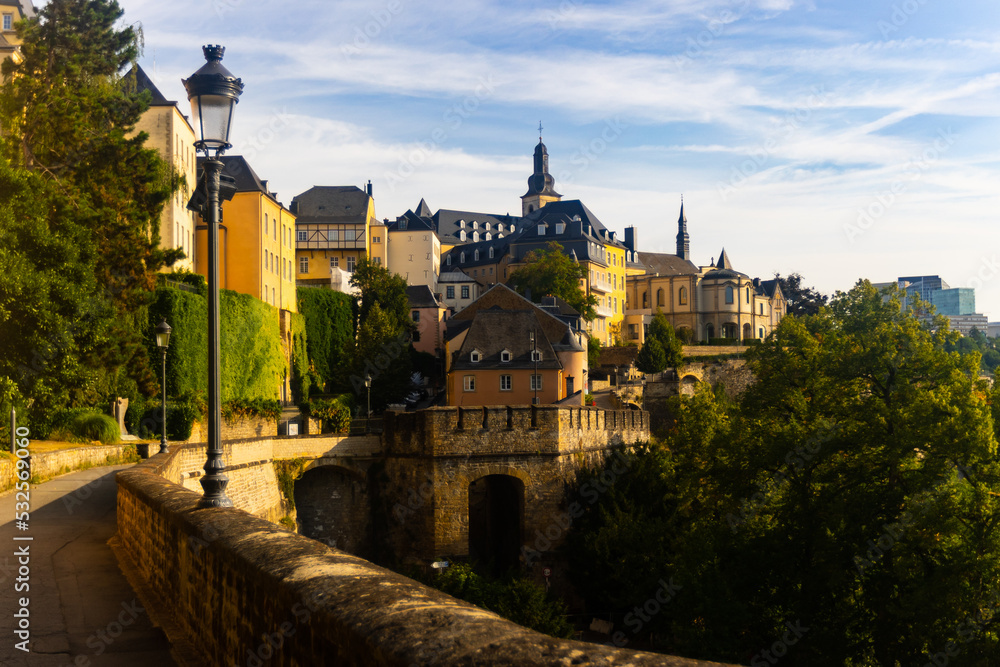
[595,302,614,318]
[589,277,613,294]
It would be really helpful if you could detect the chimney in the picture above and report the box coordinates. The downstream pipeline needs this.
[624,226,637,252]
[366,180,373,197]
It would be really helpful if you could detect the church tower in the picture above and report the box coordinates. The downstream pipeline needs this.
[676,198,690,260]
[521,125,562,216]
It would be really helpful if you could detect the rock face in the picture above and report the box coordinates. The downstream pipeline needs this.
[643,358,755,432]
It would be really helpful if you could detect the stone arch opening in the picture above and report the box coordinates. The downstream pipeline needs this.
[680,374,699,396]
[468,474,524,576]
[294,465,370,558]
[722,322,738,339]
[743,323,752,340]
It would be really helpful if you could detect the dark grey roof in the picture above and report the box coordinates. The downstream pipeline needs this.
[389,209,435,232]
[206,155,271,196]
[716,249,733,270]
[637,252,699,276]
[291,186,370,222]
[522,139,561,199]
[443,236,509,269]
[129,65,171,106]
[414,198,432,218]
[452,309,562,371]
[433,209,520,247]
[406,285,440,309]
[704,267,748,280]
[439,270,478,284]
[757,279,782,298]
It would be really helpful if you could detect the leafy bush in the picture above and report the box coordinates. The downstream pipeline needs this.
[301,396,352,433]
[70,413,120,444]
[46,407,103,440]
[289,311,317,402]
[298,287,355,393]
[430,563,573,639]
[708,337,735,346]
[222,398,282,424]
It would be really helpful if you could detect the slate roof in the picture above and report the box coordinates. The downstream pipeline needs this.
[637,252,700,276]
[596,346,640,369]
[291,186,370,223]
[452,309,563,371]
[757,279,782,298]
[388,208,435,233]
[443,236,509,270]
[203,155,271,196]
[129,65,171,106]
[452,284,580,348]
[433,208,520,247]
[438,270,478,284]
[407,285,440,309]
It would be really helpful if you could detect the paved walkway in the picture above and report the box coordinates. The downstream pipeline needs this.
[0,466,176,666]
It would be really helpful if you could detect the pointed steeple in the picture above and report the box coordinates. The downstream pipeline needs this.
[676,196,690,261]
[414,198,431,218]
[716,248,733,270]
[521,128,562,216]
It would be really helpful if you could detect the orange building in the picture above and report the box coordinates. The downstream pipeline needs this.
[194,155,297,313]
[445,284,587,406]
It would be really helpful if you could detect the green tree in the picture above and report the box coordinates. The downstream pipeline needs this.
[774,272,828,316]
[350,256,412,332]
[0,0,181,429]
[352,303,412,409]
[508,241,598,321]
[587,335,602,370]
[635,337,666,374]
[568,281,1000,665]
[646,311,683,369]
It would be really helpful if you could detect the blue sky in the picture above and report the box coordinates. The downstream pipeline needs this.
[93,0,1000,316]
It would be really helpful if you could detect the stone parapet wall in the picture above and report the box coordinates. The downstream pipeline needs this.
[1,443,139,494]
[116,455,736,667]
[384,406,648,458]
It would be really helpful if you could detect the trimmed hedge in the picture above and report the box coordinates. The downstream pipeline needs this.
[301,395,352,433]
[298,287,355,393]
[289,311,316,402]
[149,286,283,402]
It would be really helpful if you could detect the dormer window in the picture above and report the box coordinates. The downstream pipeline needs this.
[496,223,504,233]
[446,255,452,266]
[474,249,480,261]
[470,350,482,363]
[531,350,542,362]
[473,221,479,229]
[460,220,466,228]
[497,233,504,239]
[485,232,492,241]
[555,222,566,234]
[459,230,467,242]
[489,247,495,259]
[538,224,546,236]
[500,349,512,362]
[473,231,480,242]
[485,222,491,231]
[460,252,466,263]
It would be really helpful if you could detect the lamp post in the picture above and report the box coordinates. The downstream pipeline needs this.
[530,330,539,405]
[184,45,243,509]
[154,319,172,454]
[364,373,372,434]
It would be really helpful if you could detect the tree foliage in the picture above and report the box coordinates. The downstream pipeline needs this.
[0,0,181,430]
[774,272,828,316]
[567,280,1000,665]
[636,311,683,374]
[508,241,598,321]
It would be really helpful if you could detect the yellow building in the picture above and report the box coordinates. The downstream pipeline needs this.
[0,0,33,73]
[131,66,198,272]
[386,212,441,291]
[194,155,297,313]
[291,184,375,287]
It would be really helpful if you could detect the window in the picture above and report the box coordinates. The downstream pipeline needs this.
[760,303,764,315]
[329,230,340,241]
[555,223,565,234]
[485,222,491,231]
[531,350,542,362]
[537,224,546,235]
[3,14,12,30]
[470,350,481,362]
[271,252,275,273]
[264,250,268,270]
[299,257,308,273]
[500,349,512,362]
[463,375,476,392]
[642,292,648,308]
[489,247,494,259]
[297,230,307,242]
[747,287,751,303]
[272,287,275,303]
[530,375,543,391]
[726,286,734,304]
[409,254,414,262]
[460,220,466,228]
[372,236,381,243]
[264,214,268,236]
[485,232,492,241]
[657,288,665,307]
[374,257,381,265]
[500,375,512,391]
[474,249,480,261]
[460,252,466,263]
[331,257,339,269]
[461,285,470,299]
[459,230,467,242]
[679,286,688,306]
[613,297,617,312]
[759,327,765,338]
[446,286,455,299]
[473,221,479,229]
[347,256,356,272]
[413,330,421,342]
[446,255,452,266]
[496,224,504,233]
[274,222,277,240]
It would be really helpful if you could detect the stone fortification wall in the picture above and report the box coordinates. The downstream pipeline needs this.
[115,452,735,667]
[1,443,140,494]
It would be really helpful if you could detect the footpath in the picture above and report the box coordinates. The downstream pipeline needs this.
[0,465,176,666]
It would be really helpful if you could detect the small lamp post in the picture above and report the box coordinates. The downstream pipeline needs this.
[184,45,243,509]
[530,330,539,405]
[154,319,172,454]
[364,373,372,434]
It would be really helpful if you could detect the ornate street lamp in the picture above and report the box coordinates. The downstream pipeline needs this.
[364,373,372,434]
[184,45,243,509]
[154,319,172,455]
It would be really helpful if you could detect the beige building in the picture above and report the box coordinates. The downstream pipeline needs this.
[624,204,786,344]
[0,0,33,74]
[131,66,199,272]
[386,209,441,292]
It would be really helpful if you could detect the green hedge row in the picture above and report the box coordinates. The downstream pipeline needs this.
[148,286,284,402]
[301,395,353,433]
[297,287,355,393]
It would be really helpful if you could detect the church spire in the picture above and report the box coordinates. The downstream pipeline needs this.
[676,196,690,260]
[521,127,562,216]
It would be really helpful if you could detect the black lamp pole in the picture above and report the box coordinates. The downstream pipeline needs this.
[365,373,372,434]
[155,319,172,454]
[531,330,539,405]
[184,45,243,509]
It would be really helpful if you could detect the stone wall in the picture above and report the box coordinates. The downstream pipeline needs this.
[115,453,736,667]
[644,358,753,433]
[0,443,139,494]
[185,415,279,444]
